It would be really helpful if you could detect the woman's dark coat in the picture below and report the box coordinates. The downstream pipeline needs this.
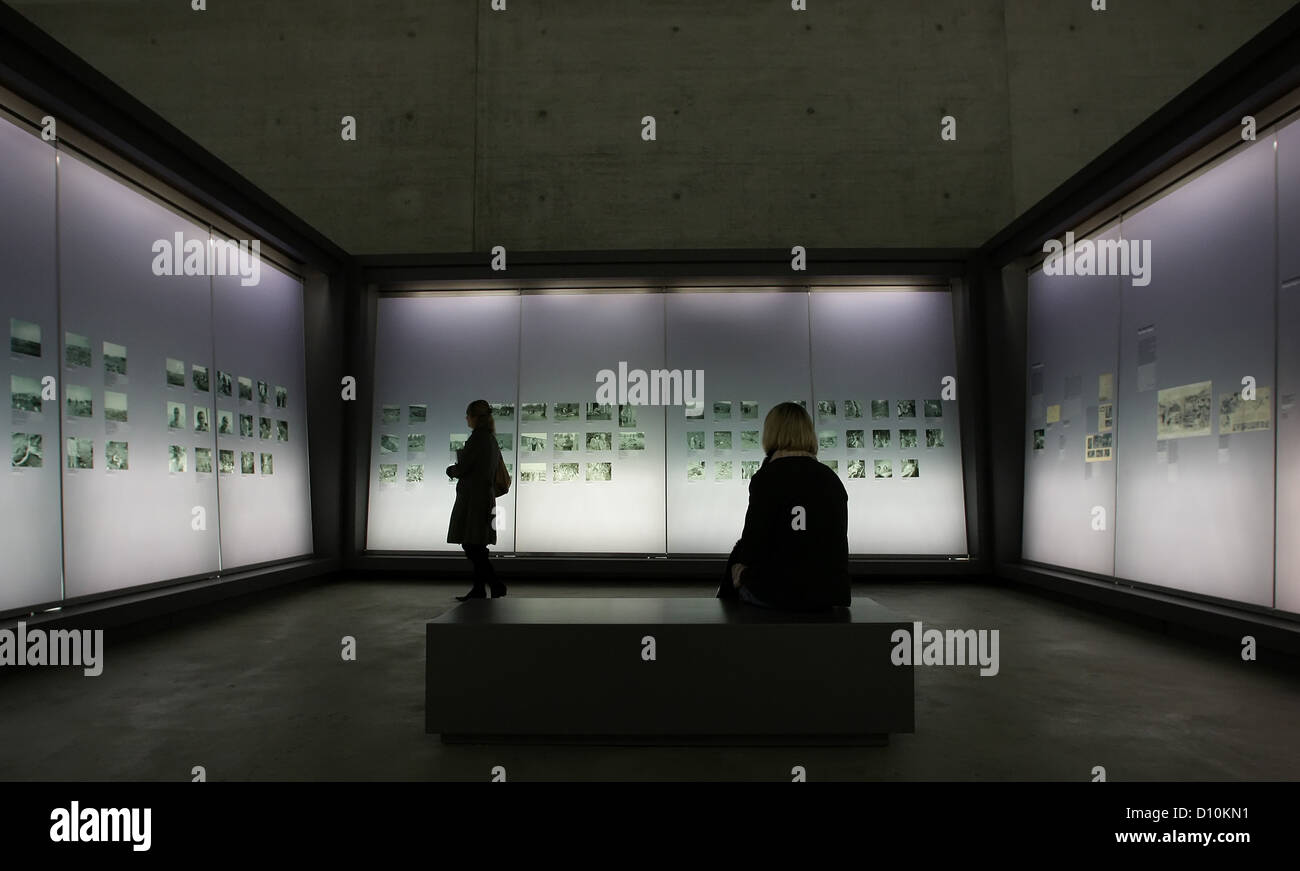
[446,424,499,546]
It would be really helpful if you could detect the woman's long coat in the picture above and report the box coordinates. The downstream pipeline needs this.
[447,424,499,546]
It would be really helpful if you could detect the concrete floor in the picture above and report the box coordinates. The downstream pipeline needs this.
[0,578,1296,781]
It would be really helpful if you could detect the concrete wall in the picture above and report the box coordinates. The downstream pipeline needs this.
[11,0,1295,254]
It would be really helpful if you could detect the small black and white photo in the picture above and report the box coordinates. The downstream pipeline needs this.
[103,342,127,377]
[166,358,186,388]
[489,401,513,419]
[686,461,705,481]
[872,429,890,450]
[66,332,91,368]
[378,463,397,483]
[740,460,760,479]
[408,404,426,424]
[740,430,760,451]
[259,416,272,439]
[818,431,836,450]
[169,445,188,474]
[899,429,918,449]
[403,463,421,483]
[105,390,128,423]
[713,400,731,420]
[900,458,920,478]
[241,451,256,474]
[449,433,467,452]
[586,402,613,422]
[870,399,890,420]
[105,444,128,470]
[10,318,40,357]
[741,401,759,420]
[192,364,209,392]
[553,462,579,482]
[585,432,612,452]
[66,437,93,470]
[195,447,213,474]
[66,385,93,419]
[495,432,513,452]
[927,428,945,448]
[276,386,288,408]
[618,431,645,451]
[714,460,733,481]
[816,400,836,422]
[873,459,893,479]
[217,410,234,435]
[239,413,254,437]
[257,380,269,404]
[686,431,705,451]
[238,376,253,401]
[218,449,234,475]
[521,402,547,421]
[407,432,425,453]
[10,375,42,413]
[843,400,863,419]
[714,431,732,451]
[520,433,547,452]
[11,433,42,468]
[897,399,917,418]
[519,462,546,482]
[618,404,637,428]
[552,432,577,452]
[846,429,865,449]
[260,453,274,475]
[923,399,943,418]
[381,404,400,424]
[380,434,399,454]
[216,370,233,397]
[585,461,612,482]
[194,407,210,433]
[847,458,867,479]
[1032,428,1045,451]
[278,420,289,442]
[553,402,578,421]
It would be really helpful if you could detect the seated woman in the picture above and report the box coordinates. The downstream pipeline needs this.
[719,401,850,610]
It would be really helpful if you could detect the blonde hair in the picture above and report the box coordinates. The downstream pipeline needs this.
[761,402,817,454]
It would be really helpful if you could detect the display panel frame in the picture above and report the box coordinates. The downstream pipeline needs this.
[0,83,321,616]
[361,278,977,562]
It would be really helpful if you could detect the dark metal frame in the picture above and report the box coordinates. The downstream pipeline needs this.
[971,2,1300,636]
[346,253,986,580]
[0,3,354,623]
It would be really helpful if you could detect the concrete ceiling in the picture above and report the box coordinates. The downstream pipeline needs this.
[10,0,1296,255]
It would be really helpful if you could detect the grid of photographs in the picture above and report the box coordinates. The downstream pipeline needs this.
[682,398,944,482]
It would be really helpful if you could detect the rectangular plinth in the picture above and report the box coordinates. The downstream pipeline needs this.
[426,597,914,743]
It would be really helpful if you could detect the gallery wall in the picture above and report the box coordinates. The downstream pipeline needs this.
[1022,115,1298,613]
[0,111,61,613]
[0,109,314,615]
[365,287,968,557]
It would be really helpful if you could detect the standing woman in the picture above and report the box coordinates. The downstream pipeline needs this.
[446,399,507,600]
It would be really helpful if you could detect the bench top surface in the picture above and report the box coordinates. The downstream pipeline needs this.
[430,597,906,626]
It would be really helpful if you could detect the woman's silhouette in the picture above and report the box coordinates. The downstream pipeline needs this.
[446,399,507,600]
[718,401,850,610]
